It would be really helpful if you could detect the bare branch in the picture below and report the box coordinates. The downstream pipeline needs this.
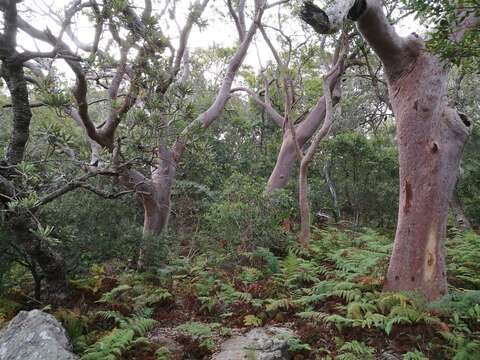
[33,170,120,209]
[230,86,284,126]
[171,0,210,82]
[227,0,246,41]
[266,0,288,9]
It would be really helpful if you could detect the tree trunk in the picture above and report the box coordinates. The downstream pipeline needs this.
[266,68,344,193]
[383,54,470,301]
[297,55,344,244]
[2,62,32,165]
[298,161,311,244]
[30,261,43,302]
[267,132,299,191]
[137,148,176,269]
[9,214,69,303]
[449,188,471,231]
[1,10,69,300]
[300,0,474,301]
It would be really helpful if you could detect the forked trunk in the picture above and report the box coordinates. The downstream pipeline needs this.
[266,67,344,193]
[266,132,299,191]
[384,54,470,301]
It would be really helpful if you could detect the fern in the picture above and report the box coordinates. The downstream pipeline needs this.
[447,231,480,288]
[175,322,220,351]
[265,298,295,312]
[441,331,480,360]
[336,340,375,360]
[155,346,171,360]
[244,314,263,327]
[278,251,326,288]
[81,314,157,359]
[402,350,429,360]
[55,308,88,352]
[81,328,135,360]
[96,284,132,304]
[133,288,172,307]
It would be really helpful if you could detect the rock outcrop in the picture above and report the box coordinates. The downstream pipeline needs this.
[0,309,78,360]
[213,326,295,360]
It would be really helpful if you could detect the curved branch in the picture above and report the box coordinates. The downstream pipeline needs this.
[230,86,284,127]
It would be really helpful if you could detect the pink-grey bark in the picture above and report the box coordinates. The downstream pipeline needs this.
[266,64,345,192]
[299,50,346,244]
[301,0,476,301]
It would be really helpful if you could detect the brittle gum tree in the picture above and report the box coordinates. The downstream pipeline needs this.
[300,0,478,301]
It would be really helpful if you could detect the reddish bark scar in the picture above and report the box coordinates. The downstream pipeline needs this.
[427,252,434,266]
[404,181,412,214]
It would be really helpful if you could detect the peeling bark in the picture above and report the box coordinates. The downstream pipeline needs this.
[2,62,32,165]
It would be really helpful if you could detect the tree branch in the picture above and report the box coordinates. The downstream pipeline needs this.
[230,86,284,127]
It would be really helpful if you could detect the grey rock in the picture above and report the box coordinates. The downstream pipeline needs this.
[149,328,184,358]
[0,309,78,360]
[213,326,295,360]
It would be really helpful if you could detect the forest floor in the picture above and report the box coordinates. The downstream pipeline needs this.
[1,226,479,359]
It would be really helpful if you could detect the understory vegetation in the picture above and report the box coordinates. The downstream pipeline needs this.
[1,224,479,359]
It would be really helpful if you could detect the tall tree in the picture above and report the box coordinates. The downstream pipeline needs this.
[14,0,276,268]
[231,22,351,243]
[300,0,478,301]
[0,0,74,300]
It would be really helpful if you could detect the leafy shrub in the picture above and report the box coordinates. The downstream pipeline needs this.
[203,173,294,251]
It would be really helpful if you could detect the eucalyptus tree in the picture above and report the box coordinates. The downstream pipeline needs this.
[230,12,355,243]
[300,0,478,301]
[10,0,287,268]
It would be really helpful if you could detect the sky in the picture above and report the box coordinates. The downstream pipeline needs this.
[14,0,422,79]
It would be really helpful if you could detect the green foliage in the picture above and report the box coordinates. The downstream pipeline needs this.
[0,297,22,328]
[175,322,220,351]
[96,284,132,304]
[402,0,480,72]
[81,313,157,360]
[154,346,171,360]
[55,309,89,352]
[243,314,263,327]
[275,333,312,353]
[402,350,429,360]
[447,230,480,288]
[43,191,145,273]
[317,132,399,228]
[203,173,294,251]
[336,340,376,360]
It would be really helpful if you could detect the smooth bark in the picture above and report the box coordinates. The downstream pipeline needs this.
[266,64,344,192]
[301,0,475,301]
[299,53,345,244]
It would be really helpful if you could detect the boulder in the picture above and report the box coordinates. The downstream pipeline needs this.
[0,309,78,360]
[212,326,295,360]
